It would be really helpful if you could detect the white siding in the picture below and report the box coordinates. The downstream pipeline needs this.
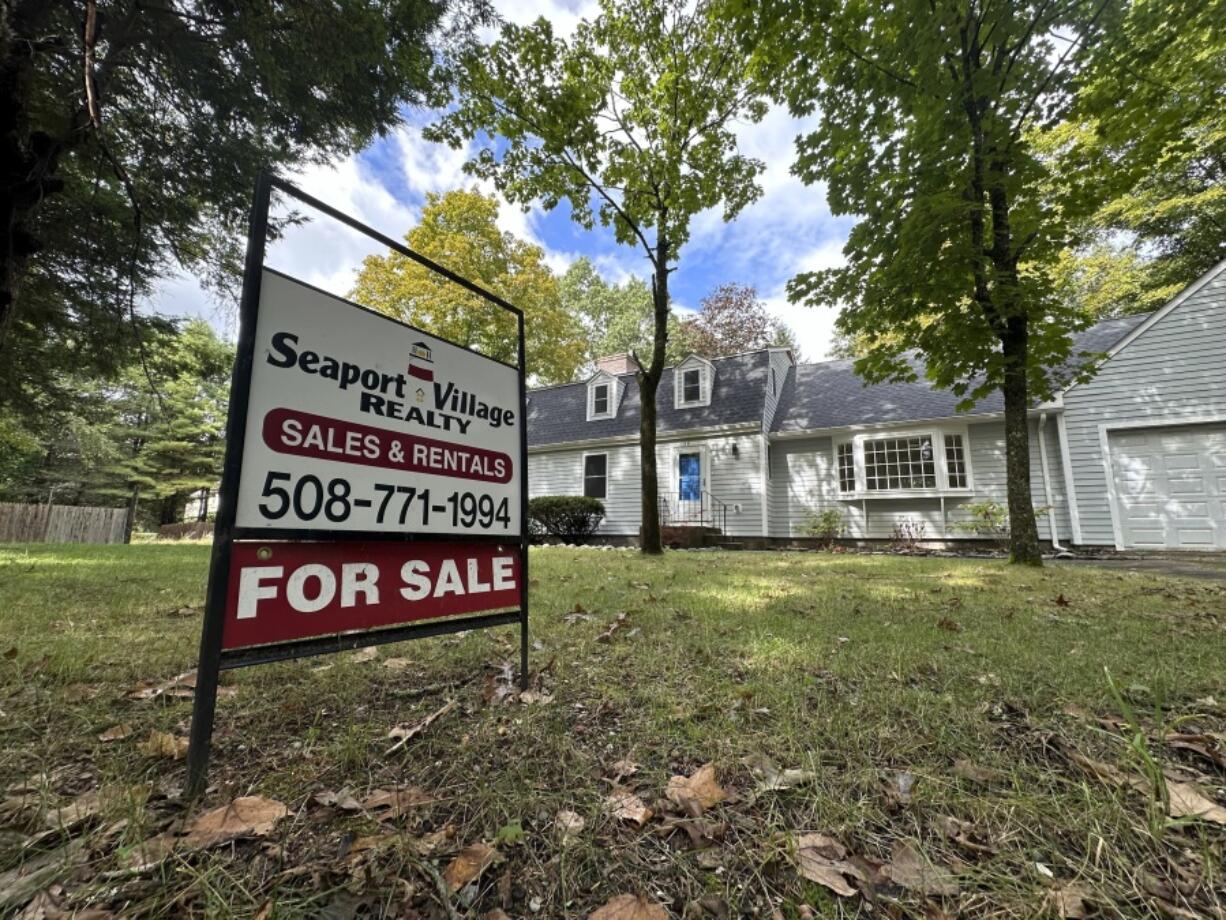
[529,431,765,537]
[1063,263,1226,546]
[767,419,1069,541]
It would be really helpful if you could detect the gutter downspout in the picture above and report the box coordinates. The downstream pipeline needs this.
[1037,412,1067,553]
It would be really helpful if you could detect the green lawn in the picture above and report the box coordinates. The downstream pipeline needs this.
[0,544,1223,918]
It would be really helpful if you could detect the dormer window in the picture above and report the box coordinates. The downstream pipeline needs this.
[674,356,714,408]
[586,371,619,420]
[682,369,701,403]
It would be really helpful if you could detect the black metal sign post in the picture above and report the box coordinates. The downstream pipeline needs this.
[186,172,530,798]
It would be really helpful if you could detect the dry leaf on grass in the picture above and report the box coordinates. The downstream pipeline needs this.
[139,731,189,761]
[126,670,197,701]
[349,645,379,662]
[1166,781,1226,825]
[953,759,1004,785]
[793,833,863,898]
[609,759,639,780]
[744,754,816,792]
[441,842,500,891]
[607,789,653,826]
[386,699,457,753]
[181,795,288,849]
[665,763,727,815]
[313,787,362,811]
[932,815,996,854]
[588,893,669,920]
[98,724,134,742]
[382,657,413,671]
[555,809,586,844]
[885,770,917,806]
[518,689,554,705]
[360,786,434,820]
[596,612,630,643]
[655,815,726,850]
[1047,882,1093,918]
[1166,733,1226,771]
[45,790,106,831]
[881,841,960,897]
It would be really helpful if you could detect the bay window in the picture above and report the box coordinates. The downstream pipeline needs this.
[835,428,971,495]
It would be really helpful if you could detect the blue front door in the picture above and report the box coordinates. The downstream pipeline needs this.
[679,452,701,501]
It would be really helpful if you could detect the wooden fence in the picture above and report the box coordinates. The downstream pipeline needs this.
[0,503,129,544]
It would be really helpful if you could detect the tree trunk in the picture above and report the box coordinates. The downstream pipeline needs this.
[1001,318,1042,565]
[638,234,671,555]
[159,492,182,527]
[124,484,140,543]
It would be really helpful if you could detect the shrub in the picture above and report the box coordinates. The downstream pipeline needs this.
[951,500,1050,551]
[890,519,927,553]
[527,496,606,543]
[802,508,846,548]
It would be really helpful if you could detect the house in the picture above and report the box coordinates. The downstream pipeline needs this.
[527,259,1226,551]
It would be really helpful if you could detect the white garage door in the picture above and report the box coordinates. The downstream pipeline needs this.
[1108,424,1226,550]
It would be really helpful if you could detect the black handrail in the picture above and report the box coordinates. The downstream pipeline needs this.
[657,490,728,533]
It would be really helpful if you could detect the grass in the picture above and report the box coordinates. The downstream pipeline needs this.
[0,544,1224,918]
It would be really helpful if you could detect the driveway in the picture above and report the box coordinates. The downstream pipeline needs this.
[1054,555,1226,583]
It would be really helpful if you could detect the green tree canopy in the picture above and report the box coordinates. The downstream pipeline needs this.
[352,188,585,385]
[1049,0,1226,318]
[732,0,1118,563]
[0,0,453,416]
[0,319,233,529]
[428,0,767,552]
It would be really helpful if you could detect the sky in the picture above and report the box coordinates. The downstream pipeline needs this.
[153,0,854,362]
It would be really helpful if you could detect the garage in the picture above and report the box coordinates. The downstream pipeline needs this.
[1108,424,1226,550]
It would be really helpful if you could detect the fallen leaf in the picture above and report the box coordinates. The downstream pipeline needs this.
[181,795,288,849]
[1165,733,1226,771]
[936,616,962,632]
[932,815,995,854]
[139,731,189,761]
[350,645,379,662]
[313,787,362,811]
[360,786,434,820]
[411,823,457,856]
[588,893,669,920]
[953,759,1004,785]
[654,815,726,850]
[45,790,106,831]
[382,657,413,671]
[744,754,816,792]
[885,770,917,806]
[607,788,653,826]
[1166,781,1226,825]
[597,612,630,643]
[609,759,639,780]
[98,723,135,742]
[555,809,585,844]
[881,841,959,897]
[1054,594,1072,607]
[1047,881,1093,918]
[386,700,457,753]
[665,763,727,815]
[793,833,862,898]
[518,689,554,705]
[126,670,197,701]
[441,842,499,892]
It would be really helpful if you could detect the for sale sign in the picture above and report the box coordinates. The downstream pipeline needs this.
[235,269,519,535]
[188,172,529,796]
[223,540,522,651]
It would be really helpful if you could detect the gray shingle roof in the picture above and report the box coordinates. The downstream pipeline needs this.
[770,313,1150,433]
[527,351,769,447]
[527,313,1150,446]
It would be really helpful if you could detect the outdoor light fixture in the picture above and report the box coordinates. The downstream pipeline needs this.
[731,442,740,458]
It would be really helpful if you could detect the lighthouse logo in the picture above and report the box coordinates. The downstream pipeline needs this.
[408,341,434,381]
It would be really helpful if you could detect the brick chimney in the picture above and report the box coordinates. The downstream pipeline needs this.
[595,353,638,375]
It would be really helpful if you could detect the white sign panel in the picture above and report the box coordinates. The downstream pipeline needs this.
[235,270,521,535]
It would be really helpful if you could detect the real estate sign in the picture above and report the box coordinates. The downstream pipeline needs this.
[187,173,529,795]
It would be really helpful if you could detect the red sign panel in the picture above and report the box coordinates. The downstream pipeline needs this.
[261,407,513,484]
[222,540,521,651]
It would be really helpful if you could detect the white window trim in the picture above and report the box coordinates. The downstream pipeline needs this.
[582,451,609,500]
[586,376,616,421]
[833,425,975,498]
[674,357,714,409]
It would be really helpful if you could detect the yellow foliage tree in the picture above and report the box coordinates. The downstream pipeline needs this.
[352,188,584,385]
